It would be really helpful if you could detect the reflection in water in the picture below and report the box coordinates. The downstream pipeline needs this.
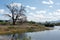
[11,34,17,40]
[54,26,60,30]
[11,33,31,40]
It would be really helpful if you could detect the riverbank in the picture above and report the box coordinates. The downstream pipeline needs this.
[0,23,52,35]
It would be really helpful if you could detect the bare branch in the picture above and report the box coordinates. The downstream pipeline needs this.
[4,14,12,18]
[6,3,27,25]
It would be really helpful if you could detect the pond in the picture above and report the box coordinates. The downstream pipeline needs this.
[0,26,60,40]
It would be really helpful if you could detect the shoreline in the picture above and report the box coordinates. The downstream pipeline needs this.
[0,23,53,35]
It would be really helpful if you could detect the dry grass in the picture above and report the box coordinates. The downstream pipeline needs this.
[0,23,52,35]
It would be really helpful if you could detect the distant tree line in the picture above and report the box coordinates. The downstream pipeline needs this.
[42,21,54,27]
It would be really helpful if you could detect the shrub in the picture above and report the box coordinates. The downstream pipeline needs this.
[0,22,7,25]
[45,23,54,27]
[27,27,34,32]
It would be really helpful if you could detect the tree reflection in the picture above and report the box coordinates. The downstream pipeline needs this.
[11,33,31,40]
[11,34,17,40]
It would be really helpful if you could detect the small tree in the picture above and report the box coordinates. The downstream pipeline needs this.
[5,3,26,25]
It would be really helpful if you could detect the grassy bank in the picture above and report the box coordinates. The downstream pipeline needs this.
[0,23,52,35]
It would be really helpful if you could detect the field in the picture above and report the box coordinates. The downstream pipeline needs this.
[0,23,52,35]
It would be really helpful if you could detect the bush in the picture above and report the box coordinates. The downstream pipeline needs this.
[45,23,54,27]
[28,21,36,24]
[0,22,7,25]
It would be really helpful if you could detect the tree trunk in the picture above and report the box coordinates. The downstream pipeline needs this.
[12,11,15,25]
[13,19,15,25]
[13,21,15,25]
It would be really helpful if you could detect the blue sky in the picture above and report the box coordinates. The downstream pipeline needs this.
[0,0,60,22]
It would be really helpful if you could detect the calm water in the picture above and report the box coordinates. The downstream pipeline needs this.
[0,26,60,40]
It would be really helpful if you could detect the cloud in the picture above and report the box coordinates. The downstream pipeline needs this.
[27,13,51,22]
[56,9,60,12]
[26,10,47,22]
[36,10,46,14]
[27,9,60,22]
[0,9,4,13]
[9,3,37,12]
[9,3,36,10]
[9,3,22,8]
[49,12,52,15]
[47,9,60,21]
[1,9,60,22]
[51,9,60,16]
[1,8,60,22]
[0,9,11,20]
[49,6,53,8]
[42,0,54,5]
[26,5,36,10]
[0,9,10,14]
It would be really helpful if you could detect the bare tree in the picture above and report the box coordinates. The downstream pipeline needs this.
[6,3,26,25]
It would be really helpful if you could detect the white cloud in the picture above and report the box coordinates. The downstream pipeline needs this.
[0,9,11,20]
[0,9,4,13]
[0,9,60,22]
[56,9,60,12]
[49,12,52,15]
[52,9,60,16]
[28,11,46,22]
[9,3,22,8]
[0,9,10,14]
[26,5,36,10]
[27,9,60,22]
[36,10,46,14]
[49,6,53,8]
[1,9,60,22]
[30,7,36,10]
[9,3,36,10]
[42,0,54,5]
[47,9,60,21]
